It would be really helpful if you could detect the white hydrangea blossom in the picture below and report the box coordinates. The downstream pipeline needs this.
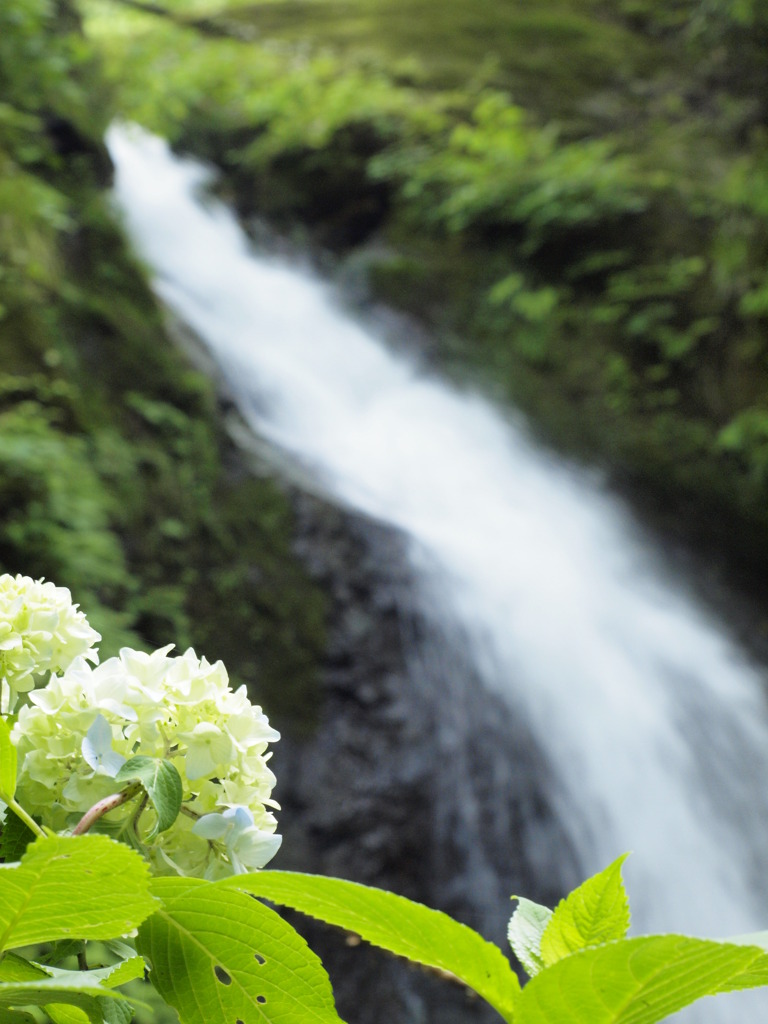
[12,644,281,879]
[0,573,100,708]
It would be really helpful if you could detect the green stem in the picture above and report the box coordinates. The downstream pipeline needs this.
[5,797,46,839]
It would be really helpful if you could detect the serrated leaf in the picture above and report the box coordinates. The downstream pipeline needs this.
[0,835,156,952]
[42,961,145,1024]
[508,897,552,977]
[516,934,768,1024]
[0,979,128,1022]
[114,757,182,837]
[0,809,36,864]
[45,959,145,990]
[0,955,142,1024]
[540,854,630,966]
[224,870,520,1023]
[0,956,48,984]
[0,719,16,800]
[138,877,345,1024]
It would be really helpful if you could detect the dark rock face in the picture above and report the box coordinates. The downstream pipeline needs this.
[273,491,580,1023]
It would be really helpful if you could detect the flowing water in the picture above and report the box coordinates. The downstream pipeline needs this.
[108,124,768,1020]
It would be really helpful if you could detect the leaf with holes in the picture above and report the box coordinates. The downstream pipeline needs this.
[0,834,156,952]
[114,757,182,838]
[516,934,768,1023]
[137,877,346,1024]
[224,871,519,1022]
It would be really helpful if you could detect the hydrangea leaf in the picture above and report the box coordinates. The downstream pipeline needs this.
[0,835,156,951]
[225,870,520,1023]
[0,954,138,1024]
[0,979,129,1022]
[0,1010,37,1024]
[45,959,146,990]
[516,934,768,1024]
[540,854,630,966]
[43,961,144,1024]
[508,897,553,977]
[44,1006,91,1024]
[0,808,36,863]
[98,999,133,1024]
[0,956,46,984]
[137,877,345,1024]
[0,717,17,800]
[114,756,182,837]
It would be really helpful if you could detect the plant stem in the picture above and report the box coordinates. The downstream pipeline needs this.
[72,783,142,836]
[6,798,46,839]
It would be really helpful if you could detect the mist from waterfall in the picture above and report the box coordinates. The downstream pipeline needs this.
[108,124,768,1022]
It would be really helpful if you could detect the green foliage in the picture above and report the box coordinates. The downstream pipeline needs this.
[225,869,521,1021]
[137,878,345,1024]
[0,835,155,950]
[373,95,646,251]
[0,716,17,799]
[4,597,768,1024]
[114,757,183,838]
[82,0,768,570]
[717,409,768,485]
[539,854,630,965]
[516,935,768,1023]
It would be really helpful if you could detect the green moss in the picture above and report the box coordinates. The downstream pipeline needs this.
[82,0,768,578]
[0,0,328,731]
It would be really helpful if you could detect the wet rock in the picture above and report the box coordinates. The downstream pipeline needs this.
[272,490,580,1023]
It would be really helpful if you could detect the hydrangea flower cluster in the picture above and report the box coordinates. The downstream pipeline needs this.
[0,574,100,710]
[8,598,281,879]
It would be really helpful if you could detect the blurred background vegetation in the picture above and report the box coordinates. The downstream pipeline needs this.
[3,0,768,687]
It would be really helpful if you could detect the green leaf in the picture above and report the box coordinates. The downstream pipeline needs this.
[0,956,139,1024]
[45,960,146,990]
[42,961,144,1024]
[0,979,128,1022]
[540,854,630,966]
[114,757,182,838]
[0,955,48,984]
[35,940,86,967]
[516,935,768,1024]
[98,998,134,1024]
[0,809,36,864]
[0,719,16,800]
[0,834,156,952]
[45,1005,91,1024]
[138,877,345,1024]
[0,1010,37,1024]
[507,897,552,977]
[225,870,520,1023]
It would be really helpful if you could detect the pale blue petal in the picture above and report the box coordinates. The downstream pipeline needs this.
[191,812,230,840]
[82,714,114,770]
[226,806,254,833]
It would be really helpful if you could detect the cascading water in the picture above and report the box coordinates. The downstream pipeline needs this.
[108,124,768,1021]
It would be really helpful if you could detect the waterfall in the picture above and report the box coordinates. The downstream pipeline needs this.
[108,123,768,1021]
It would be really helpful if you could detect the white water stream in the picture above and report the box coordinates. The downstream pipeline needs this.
[109,124,768,1020]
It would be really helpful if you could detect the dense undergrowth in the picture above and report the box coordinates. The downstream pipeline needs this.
[82,0,768,593]
[0,0,326,731]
